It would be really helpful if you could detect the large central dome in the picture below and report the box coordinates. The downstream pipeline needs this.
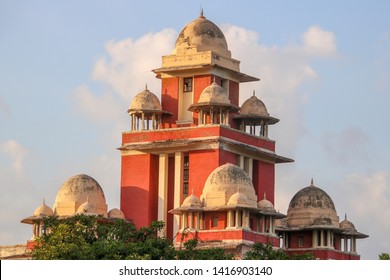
[53,174,108,216]
[173,14,231,57]
[286,181,339,228]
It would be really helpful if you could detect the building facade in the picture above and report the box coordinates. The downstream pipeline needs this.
[119,12,368,259]
[16,12,368,260]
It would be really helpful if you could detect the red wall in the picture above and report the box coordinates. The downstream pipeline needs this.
[121,154,158,228]
[255,161,275,204]
[122,126,275,152]
[161,77,179,128]
[204,212,227,230]
[189,150,220,198]
[176,230,279,247]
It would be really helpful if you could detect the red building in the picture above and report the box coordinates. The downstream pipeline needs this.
[119,12,368,259]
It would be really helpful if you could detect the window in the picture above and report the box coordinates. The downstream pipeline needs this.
[212,216,219,228]
[183,77,193,92]
[183,155,189,195]
[298,236,304,247]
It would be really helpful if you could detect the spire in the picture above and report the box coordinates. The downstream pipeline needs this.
[200,7,205,18]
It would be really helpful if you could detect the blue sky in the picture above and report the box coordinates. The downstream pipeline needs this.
[1,0,390,259]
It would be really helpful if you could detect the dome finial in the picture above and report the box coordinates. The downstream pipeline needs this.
[145,83,148,91]
[42,198,46,205]
[200,6,205,18]
[345,213,348,220]
[310,178,314,186]
[263,192,266,200]
[253,90,256,97]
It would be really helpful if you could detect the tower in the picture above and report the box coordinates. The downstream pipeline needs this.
[119,12,292,251]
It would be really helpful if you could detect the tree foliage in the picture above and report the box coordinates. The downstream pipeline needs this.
[31,215,233,260]
[244,242,315,260]
[379,253,390,260]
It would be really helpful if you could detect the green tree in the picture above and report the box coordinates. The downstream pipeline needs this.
[31,215,175,260]
[244,242,315,260]
[379,253,390,260]
[176,239,233,260]
[31,214,233,260]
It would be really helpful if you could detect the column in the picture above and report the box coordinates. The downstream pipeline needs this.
[248,158,253,180]
[327,230,331,247]
[261,216,266,233]
[320,230,324,247]
[235,210,240,228]
[269,216,273,234]
[158,153,169,237]
[312,230,317,248]
[173,152,183,242]
[189,212,194,229]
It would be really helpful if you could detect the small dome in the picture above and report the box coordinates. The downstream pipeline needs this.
[33,201,54,217]
[286,181,339,228]
[234,93,279,125]
[108,208,125,219]
[240,95,269,117]
[198,82,230,105]
[53,174,108,217]
[258,193,275,212]
[340,215,356,232]
[227,191,249,207]
[76,197,99,216]
[201,163,257,208]
[174,14,230,57]
[128,88,162,113]
[182,194,202,209]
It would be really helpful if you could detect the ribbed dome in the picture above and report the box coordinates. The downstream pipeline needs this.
[340,217,356,232]
[76,197,99,216]
[240,95,269,117]
[258,194,275,212]
[286,181,339,228]
[108,208,125,219]
[201,163,257,208]
[198,82,230,104]
[227,191,249,207]
[33,201,54,217]
[174,14,230,58]
[234,93,279,125]
[128,88,162,113]
[182,194,202,209]
[53,174,108,217]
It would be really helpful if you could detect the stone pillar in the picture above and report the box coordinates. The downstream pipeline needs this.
[235,210,240,228]
[189,212,194,229]
[173,152,183,241]
[312,230,317,248]
[158,153,169,236]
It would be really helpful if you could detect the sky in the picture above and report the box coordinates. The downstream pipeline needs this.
[1,0,389,260]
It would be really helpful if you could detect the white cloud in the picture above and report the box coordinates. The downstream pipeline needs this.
[91,28,177,99]
[303,26,337,57]
[73,84,124,123]
[223,24,337,156]
[0,140,27,171]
